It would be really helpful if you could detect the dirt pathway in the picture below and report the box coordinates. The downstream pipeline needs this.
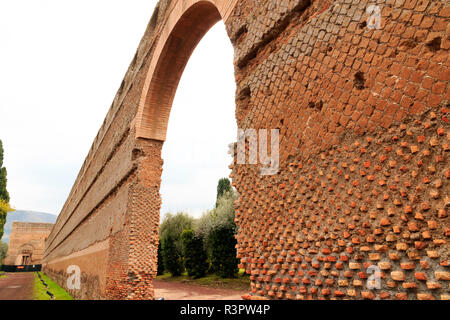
[154,280,246,300]
[0,272,34,300]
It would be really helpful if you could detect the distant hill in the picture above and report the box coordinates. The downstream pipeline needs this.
[1,210,57,243]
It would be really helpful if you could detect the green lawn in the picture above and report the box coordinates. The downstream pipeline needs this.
[156,269,250,290]
[33,272,73,300]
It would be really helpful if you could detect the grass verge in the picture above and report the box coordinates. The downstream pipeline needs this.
[33,272,73,300]
[156,269,250,291]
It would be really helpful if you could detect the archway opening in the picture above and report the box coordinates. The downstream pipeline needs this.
[135,1,244,300]
[160,21,236,219]
[136,1,223,141]
[155,21,241,299]
[20,252,31,265]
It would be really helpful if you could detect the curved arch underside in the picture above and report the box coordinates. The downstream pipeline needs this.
[136,0,236,141]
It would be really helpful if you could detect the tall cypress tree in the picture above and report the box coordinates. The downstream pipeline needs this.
[0,139,9,203]
[0,139,10,240]
[216,178,232,207]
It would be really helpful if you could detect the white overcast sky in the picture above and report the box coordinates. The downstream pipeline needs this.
[0,0,236,219]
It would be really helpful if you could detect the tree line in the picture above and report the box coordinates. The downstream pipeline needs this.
[157,178,239,279]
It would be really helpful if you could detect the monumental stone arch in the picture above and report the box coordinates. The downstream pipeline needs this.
[43,0,449,300]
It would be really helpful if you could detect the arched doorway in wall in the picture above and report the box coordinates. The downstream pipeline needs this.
[15,243,34,265]
[130,0,242,300]
[159,22,236,222]
[155,20,238,299]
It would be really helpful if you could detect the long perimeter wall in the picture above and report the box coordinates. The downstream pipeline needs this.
[43,0,449,300]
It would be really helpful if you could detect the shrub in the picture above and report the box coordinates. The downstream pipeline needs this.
[0,200,13,240]
[158,179,239,279]
[181,229,208,278]
[196,190,237,259]
[160,212,194,254]
[0,241,7,266]
[209,225,239,278]
[161,235,183,276]
[157,242,164,276]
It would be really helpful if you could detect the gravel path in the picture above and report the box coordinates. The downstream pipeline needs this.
[0,272,34,300]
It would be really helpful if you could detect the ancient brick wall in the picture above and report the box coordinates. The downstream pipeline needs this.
[4,222,54,265]
[43,0,448,300]
[229,0,449,300]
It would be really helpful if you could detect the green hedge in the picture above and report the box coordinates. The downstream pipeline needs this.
[161,235,183,276]
[209,225,239,278]
[157,242,165,276]
[181,229,208,278]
